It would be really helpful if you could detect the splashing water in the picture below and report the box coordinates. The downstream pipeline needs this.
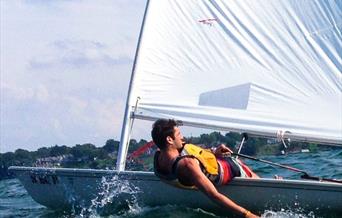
[261,209,317,218]
[78,175,142,217]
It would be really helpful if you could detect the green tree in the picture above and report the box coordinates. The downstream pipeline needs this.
[138,139,148,145]
[50,145,70,156]
[14,149,33,166]
[94,149,108,160]
[223,132,238,148]
[199,133,211,145]
[36,147,50,158]
[71,143,97,159]
[128,139,139,153]
[1,152,16,166]
[103,139,119,153]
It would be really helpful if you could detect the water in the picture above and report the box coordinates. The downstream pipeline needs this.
[1,149,341,218]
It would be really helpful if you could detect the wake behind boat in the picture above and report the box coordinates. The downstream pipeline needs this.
[9,0,342,216]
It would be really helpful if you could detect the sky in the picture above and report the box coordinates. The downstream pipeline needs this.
[0,0,149,152]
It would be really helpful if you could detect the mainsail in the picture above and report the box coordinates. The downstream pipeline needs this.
[118,0,342,170]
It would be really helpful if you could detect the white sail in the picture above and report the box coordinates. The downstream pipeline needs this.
[127,0,342,144]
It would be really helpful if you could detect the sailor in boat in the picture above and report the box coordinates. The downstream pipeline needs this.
[152,119,260,218]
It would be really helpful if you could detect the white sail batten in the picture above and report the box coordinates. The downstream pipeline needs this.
[129,0,342,144]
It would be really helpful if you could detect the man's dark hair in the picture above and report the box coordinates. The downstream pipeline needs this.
[151,119,178,149]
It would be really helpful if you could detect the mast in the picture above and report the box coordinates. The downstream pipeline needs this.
[116,0,151,171]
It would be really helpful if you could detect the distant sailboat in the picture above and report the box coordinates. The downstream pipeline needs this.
[10,0,342,216]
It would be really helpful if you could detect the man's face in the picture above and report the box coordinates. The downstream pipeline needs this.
[171,127,184,149]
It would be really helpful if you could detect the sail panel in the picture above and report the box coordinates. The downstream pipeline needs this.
[130,0,342,144]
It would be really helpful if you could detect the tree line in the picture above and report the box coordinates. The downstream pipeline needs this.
[0,131,325,180]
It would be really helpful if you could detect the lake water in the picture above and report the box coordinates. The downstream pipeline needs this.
[1,149,341,218]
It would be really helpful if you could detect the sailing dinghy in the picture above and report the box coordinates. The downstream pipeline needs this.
[9,0,342,216]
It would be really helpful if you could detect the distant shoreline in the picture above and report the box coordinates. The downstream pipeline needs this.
[1,133,339,180]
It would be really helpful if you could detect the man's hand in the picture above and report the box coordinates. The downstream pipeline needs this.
[214,144,233,157]
[246,212,260,218]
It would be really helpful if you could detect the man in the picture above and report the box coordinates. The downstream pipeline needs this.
[152,119,260,218]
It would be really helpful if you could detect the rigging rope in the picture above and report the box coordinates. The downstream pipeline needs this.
[277,130,291,150]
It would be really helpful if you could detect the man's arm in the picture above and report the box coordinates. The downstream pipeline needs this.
[215,144,259,178]
[213,144,233,157]
[177,158,259,218]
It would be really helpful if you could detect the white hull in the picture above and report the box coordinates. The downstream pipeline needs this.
[9,166,342,216]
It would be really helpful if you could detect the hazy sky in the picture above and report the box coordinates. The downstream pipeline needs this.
[0,0,148,152]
